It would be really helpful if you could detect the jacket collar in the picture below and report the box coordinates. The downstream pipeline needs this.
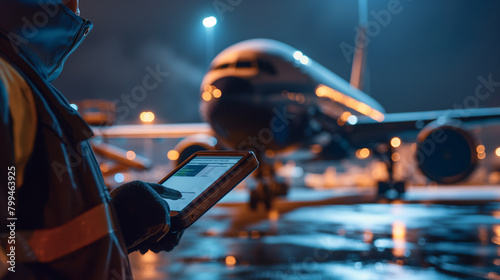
[0,0,93,82]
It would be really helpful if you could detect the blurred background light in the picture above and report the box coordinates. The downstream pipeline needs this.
[114,173,124,183]
[140,111,155,123]
[391,137,401,148]
[167,150,180,161]
[203,16,217,28]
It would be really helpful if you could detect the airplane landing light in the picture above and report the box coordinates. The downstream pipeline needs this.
[202,91,212,102]
[213,89,222,98]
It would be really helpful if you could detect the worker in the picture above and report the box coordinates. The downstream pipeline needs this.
[0,1,182,279]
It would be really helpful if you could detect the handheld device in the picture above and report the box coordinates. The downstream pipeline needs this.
[158,151,259,232]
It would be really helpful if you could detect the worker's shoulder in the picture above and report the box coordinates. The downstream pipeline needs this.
[0,56,35,113]
[0,56,12,115]
[0,56,31,94]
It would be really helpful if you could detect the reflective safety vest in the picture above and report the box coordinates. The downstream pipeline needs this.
[16,203,114,263]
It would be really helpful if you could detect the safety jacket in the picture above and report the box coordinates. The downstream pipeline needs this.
[0,0,132,279]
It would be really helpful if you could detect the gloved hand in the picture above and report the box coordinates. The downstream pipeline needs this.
[109,180,183,254]
[129,229,185,255]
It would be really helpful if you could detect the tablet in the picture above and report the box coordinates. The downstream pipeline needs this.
[159,151,259,232]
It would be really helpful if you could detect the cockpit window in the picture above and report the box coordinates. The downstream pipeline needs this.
[213,63,230,70]
[257,59,277,75]
[235,60,253,68]
[212,59,276,75]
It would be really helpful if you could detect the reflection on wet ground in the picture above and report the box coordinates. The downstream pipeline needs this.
[129,188,500,279]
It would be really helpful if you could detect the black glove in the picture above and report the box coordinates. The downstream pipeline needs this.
[129,229,185,254]
[109,180,182,254]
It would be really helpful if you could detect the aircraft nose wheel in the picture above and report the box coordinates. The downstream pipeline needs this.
[248,157,290,210]
[249,183,274,210]
[273,181,289,197]
[374,142,406,200]
[377,181,405,200]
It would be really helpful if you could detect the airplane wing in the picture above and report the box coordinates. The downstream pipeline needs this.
[92,123,212,139]
[343,107,500,147]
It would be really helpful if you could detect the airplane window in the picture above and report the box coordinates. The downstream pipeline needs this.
[235,61,252,68]
[214,63,230,70]
[257,59,277,75]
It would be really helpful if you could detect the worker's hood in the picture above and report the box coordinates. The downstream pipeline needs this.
[0,0,93,82]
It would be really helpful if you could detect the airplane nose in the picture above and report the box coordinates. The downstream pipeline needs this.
[200,76,254,125]
[201,76,286,151]
[200,76,256,136]
[210,76,254,98]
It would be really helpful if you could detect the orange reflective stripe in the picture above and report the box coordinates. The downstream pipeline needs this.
[18,203,114,263]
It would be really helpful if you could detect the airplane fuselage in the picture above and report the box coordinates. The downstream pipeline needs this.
[200,39,385,157]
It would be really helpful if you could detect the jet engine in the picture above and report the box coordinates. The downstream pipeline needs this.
[415,120,478,184]
[172,134,218,166]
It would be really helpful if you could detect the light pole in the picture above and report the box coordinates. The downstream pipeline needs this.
[140,111,155,160]
[203,16,217,66]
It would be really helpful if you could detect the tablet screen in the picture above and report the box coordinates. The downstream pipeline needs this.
[162,155,243,211]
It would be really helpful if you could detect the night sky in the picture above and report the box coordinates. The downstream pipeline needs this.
[53,0,500,124]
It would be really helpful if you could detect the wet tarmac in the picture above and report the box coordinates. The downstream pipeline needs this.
[129,186,500,279]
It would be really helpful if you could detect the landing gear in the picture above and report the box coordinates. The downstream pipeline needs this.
[248,159,289,210]
[377,181,405,200]
[375,143,406,200]
[273,181,289,197]
[249,183,273,210]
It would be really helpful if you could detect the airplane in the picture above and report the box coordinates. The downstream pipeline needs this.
[90,36,500,209]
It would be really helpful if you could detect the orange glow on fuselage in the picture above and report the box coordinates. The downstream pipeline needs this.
[316,85,385,122]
